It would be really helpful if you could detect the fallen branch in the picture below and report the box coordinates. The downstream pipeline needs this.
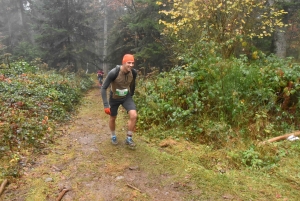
[56,188,69,201]
[262,130,300,144]
[126,183,142,193]
[0,179,8,196]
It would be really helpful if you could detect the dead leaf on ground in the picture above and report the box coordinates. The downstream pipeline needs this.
[159,138,177,148]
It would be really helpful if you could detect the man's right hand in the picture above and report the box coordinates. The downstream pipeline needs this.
[104,108,111,115]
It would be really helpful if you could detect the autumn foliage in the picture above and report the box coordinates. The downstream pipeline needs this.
[157,0,288,58]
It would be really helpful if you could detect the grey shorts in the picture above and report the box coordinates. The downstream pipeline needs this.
[109,94,136,116]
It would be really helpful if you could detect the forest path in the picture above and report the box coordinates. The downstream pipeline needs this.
[2,82,199,201]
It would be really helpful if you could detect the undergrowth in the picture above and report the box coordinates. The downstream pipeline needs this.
[0,59,94,178]
[135,53,300,171]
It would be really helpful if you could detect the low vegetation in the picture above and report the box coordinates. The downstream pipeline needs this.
[135,52,300,175]
[0,59,94,178]
[131,52,300,199]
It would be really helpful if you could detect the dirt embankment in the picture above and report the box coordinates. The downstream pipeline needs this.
[1,84,198,201]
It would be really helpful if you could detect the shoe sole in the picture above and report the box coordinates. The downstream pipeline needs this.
[125,143,136,149]
[126,145,136,150]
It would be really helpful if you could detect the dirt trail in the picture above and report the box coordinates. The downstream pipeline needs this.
[2,83,197,201]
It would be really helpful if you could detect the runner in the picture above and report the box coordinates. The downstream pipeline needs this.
[100,54,138,148]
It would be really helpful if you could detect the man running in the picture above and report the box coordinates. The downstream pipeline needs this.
[100,54,137,148]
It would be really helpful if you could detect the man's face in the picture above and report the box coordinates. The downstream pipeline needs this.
[123,61,134,73]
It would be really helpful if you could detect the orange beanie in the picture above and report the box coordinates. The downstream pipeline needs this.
[122,54,134,64]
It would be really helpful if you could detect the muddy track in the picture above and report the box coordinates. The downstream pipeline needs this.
[2,84,197,201]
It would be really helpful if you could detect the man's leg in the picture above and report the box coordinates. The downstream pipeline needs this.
[122,96,137,134]
[125,110,137,148]
[109,115,118,145]
[127,110,137,133]
[109,115,117,132]
[109,97,121,145]
[115,95,137,147]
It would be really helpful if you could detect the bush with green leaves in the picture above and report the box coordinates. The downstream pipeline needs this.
[135,53,300,145]
[226,143,288,170]
[0,61,94,155]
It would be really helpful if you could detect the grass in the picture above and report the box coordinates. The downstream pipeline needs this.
[130,126,300,200]
[109,97,300,200]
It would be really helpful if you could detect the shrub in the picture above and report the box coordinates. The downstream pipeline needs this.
[135,54,300,146]
[0,61,93,152]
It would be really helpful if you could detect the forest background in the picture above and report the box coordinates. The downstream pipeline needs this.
[0,0,300,200]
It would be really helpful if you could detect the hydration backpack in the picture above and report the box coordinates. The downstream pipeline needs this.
[112,65,137,81]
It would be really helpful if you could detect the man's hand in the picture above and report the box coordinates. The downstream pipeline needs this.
[104,108,111,115]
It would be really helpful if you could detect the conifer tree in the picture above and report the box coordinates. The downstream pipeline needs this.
[0,0,32,55]
[107,0,172,73]
[32,0,99,71]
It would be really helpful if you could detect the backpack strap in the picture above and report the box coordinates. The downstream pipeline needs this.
[112,65,121,81]
[112,65,137,81]
[132,69,137,80]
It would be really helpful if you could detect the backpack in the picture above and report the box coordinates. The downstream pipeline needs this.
[112,65,137,81]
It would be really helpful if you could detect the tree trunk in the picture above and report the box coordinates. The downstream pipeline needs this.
[274,30,287,58]
[103,0,108,73]
[268,0,291,58]
[17,0,24,26]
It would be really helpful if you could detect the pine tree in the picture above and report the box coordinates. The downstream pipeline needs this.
[33,0,99,71]
[107,0,172,73]
[0,0,32,54]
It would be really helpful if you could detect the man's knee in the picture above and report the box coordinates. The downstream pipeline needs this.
[128,110,137,119]
[110,116,117,121]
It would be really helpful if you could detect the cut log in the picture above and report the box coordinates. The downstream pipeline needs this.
[263,130,300,144]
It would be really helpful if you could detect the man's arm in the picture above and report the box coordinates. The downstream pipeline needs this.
[100,68,117,108]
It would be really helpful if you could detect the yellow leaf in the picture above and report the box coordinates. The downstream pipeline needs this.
[188,10,194,15]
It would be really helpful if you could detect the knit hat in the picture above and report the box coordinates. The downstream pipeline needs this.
[122,54,134,64]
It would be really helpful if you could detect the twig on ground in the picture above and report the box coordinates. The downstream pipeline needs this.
[56,188,69,201]
[0,179,8,196]
[126,183,142,192]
